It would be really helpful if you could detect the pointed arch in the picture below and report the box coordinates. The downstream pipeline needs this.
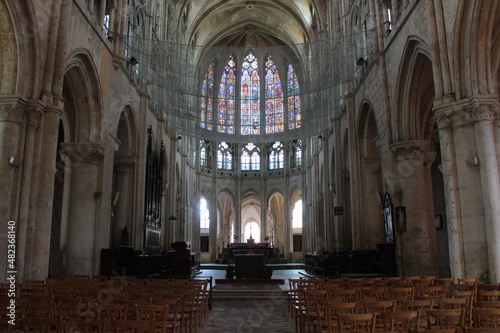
[394,37,434,142]
[453,0,500,98]
[63,50,103,142]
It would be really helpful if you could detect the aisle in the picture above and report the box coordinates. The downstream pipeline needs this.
[202,298,293,333]
[199,266,303,332]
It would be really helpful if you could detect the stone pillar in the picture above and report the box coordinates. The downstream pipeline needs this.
[60,142,104,275]
[29,104,62,280]
[112,158,134,248]
[470,102,500,282]
[16,104,42,282]
[391,140,439,276]
[0,97,25,282]
[57,152,72,273]
[433,110,466,278]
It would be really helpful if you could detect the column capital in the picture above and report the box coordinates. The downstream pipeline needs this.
[433,96,500,128]
[390,140,431,161]
[26,100,45,128]
[0,95,27,124]
[60,142,105,165]
[114,155,137,171]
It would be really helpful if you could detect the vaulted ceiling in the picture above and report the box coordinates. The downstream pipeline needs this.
[177,0,322,47]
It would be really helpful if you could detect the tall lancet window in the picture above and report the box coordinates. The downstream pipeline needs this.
[241,52,260,135]
[265,56,283,134]
[218,56,236,134]
[201,63,214,130]
[287,61,301,130]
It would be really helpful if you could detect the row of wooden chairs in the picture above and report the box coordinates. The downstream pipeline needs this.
[288,277,500,332]
[1,276,212,333]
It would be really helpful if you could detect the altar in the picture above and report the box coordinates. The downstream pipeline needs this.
[227,242,273,259]
[235,254,264,278]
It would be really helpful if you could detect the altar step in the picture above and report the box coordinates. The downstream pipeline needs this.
[211,289,288,300]
[201,263,304,270]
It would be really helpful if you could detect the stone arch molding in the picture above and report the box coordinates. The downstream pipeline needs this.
[453,0,500,98]
[63,49,103,143]
[0,0,40,98]
[394,36,434,143]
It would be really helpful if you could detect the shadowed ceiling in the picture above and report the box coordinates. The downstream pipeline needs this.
[177,0,321,47]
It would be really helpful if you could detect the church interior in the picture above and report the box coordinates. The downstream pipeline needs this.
[2,0,500,325]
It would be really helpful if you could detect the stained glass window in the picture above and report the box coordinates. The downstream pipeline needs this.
[218,57,236,134]
[241,143,260,171]
[200,197,210,228]
[268,142,284,169]
[200,140,207,167]
[265,56,283,134]
[241,53,260,135]
[201,63,214,130]
[217,142,233,170]
[287,61,301,130]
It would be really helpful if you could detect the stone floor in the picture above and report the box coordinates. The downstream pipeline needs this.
[198,265,305,332]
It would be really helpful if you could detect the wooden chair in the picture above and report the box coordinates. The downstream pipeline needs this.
[135,305,169,333]
[304,289,327,333]
[0,317,14,333]
[337,313,376,332]
[383,310,421,332]
[476,301,500,309]
[364,299,395,330]
[22,317,64,333]
[98,304,127,333]
[447,290,474,325]
[56,302,98,320]
[477,290,500,302]
[113,319,155,333]
[21,301,55,319]
[129,293,153,305]
[435,278,455,287]
[472,308,500,328]
[476,284,500,292]
[316,300,358,333]
[466,328,500,333]
[151,297,183,333]
[427,309,464,331]
[439,298,468,311]
[334,289,357,303]
[404,299,434,327]
[65,318,106,333]
[20,294,51,303]
[361,287,386,301]
[412,328,459,333]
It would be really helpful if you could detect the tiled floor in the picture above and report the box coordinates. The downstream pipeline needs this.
[199,266,305,332]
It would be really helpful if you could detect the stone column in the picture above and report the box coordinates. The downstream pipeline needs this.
[16,104,42,282]
[391,140,439,276]
[112,157,135,248]
[433,110,466,278]
[60,142,104,275]
[0,97,25,282]
[29,104,62,280]
[57,152,72,273]
[470,102,500,282]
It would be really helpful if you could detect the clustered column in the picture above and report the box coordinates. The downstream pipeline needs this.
[60,142,105,275]
[391,141,439,276]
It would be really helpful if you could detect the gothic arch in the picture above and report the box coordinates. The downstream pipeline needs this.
[0,0,40,97]
[63,50,103,142]
[267,191,285,246]
[216,189,235,248]
[394,37,434,142]
[110,105,138,249]
[357,102,384,248]
[453,0,500,98]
